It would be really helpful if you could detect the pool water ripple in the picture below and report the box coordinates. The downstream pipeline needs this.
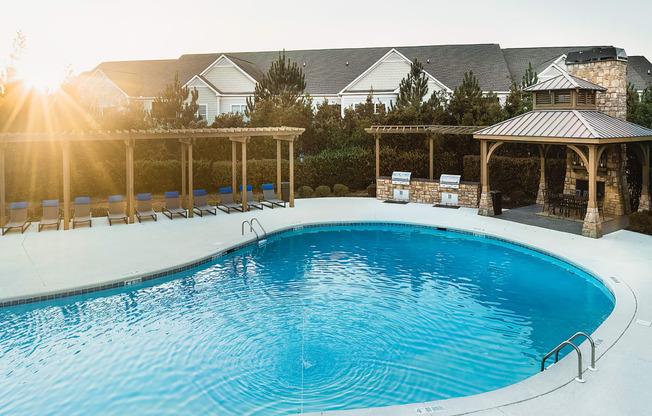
[0,225,613,415]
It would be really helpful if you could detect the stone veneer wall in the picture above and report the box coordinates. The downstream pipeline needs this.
[565,59,631,216]
[376,177,480,208]
[562,145,630,216]
[567,60,627,120]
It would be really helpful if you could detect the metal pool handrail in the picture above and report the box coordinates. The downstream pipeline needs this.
[241,218,267,242]
[541,340,585,383]
[555,332,597,372]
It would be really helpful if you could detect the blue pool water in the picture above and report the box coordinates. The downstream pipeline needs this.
[0,225,614,415]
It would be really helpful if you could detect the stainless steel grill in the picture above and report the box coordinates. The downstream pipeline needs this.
[392,171,412,185]
[439,174,461,189]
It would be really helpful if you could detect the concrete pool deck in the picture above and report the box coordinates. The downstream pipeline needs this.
[1,197,651,416]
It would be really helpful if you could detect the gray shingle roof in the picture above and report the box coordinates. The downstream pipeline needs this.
[474,110,652,139]
[628,56,652,90]
[523,72,606,91]
[89,44,652,99]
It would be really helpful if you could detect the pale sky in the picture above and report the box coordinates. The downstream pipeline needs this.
[1,0,650,90]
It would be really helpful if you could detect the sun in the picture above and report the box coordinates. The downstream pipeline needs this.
[15,60,65,94]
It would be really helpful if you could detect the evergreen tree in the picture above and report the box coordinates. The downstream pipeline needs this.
[246,50,306,114]
[626,82,640,122]
[632,84,652,128]
[394,59,429,109]
[504,62,538,118]
[448,71,485,125]
[521,62,538,112]
[151,71,199,129]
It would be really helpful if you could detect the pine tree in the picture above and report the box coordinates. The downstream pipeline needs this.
[521,62,538,112]
[394,59,429,109]
[246,50,306,114]
[626,82,640,122]
[151,71,199,129]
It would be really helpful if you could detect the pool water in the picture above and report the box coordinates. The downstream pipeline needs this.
[0,225,614,415]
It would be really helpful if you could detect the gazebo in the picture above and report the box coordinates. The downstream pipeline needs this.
[0,127,304,230]
[474,72,652,238]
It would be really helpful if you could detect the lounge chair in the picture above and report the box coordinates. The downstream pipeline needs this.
[239,185,263,210]
[260,183,287,208]
[136,193,157,222]
[217,187,242,214]
[107,195,128,225]
[38,199,61,232]
[162,191,187,219]
[2,202,31,235]
[73,197,92,229]
[193,189,217,216]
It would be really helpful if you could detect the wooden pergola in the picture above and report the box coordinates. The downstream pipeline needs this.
[364,125,486,179]
[0,127,304,230]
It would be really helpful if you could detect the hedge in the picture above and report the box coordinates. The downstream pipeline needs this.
[629,210,652,235]
[463,155,567,198]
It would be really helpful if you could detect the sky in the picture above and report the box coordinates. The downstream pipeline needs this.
[1,0,651,91]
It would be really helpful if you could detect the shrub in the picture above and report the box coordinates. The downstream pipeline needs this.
[315,185,331,197]
[510,190,527,205]
[366,184,376,197]
[299,186,314,198]
[629,211,652,235]
[333,184,349,196]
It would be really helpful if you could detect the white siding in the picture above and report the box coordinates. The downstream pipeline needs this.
[189,85,219,122]
[347,59,412,92]
[340,94,396,117]
[219,96,249,115]
[203,59,256,93]
[86,75,127,109]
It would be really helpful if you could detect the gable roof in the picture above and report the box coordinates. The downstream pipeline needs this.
[85,44,652,99]
[628,56,652,90]
[474,110,652,140]
[524,72,606,92]
[93,59,178,97]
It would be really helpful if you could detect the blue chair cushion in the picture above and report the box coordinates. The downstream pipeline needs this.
[239,185,253,192]
[219,187,232,194]
[108,195,123,203]
[165,191,179,198]
[193,189,207,196]
[262,184,274,191]
[137,193,151,200]
[74,197,90,204]
[43,199,59,207]
[11,201,28,209]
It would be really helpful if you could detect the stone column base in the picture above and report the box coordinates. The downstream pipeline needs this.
[639,193,650,212]
[582,207,603,238]
[478,192,494,217]
[536,182,547,205]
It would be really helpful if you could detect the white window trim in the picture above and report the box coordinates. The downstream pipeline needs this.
[197,104,208,120]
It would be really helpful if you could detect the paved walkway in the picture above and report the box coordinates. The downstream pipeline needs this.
[1,198,651,416]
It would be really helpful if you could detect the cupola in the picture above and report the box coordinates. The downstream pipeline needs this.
[523,72,606,110]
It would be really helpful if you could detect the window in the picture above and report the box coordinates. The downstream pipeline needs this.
[231,104,247,114]
[196,104,208,121]
[231,104,249,121]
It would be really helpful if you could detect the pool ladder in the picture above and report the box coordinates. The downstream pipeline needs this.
[540,332,597,383]
[242,218,267,242]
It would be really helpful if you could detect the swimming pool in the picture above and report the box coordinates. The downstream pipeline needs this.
[0,224,614,415]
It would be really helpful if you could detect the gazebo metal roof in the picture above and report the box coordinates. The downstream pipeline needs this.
[523,72,606,92]
[474,110,652,143]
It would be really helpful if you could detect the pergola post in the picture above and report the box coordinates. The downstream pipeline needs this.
[289,138,295,207]
[188,139,194,218]
[0,142,4,227]
[276,138,282,199]
[536,144,549,205]
[637,142,651,212]
[429,134,434,180]
[181,143,187,209]
[375,134,380,179]
[241,139,248,212]
[478,140,494,216]
[582,145,602,238]
[125,139,135,223]
[62,141,70,230]
[232,140,237,198]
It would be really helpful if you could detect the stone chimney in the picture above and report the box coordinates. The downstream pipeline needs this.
[563,47,631,215]
[566,47,627,120]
